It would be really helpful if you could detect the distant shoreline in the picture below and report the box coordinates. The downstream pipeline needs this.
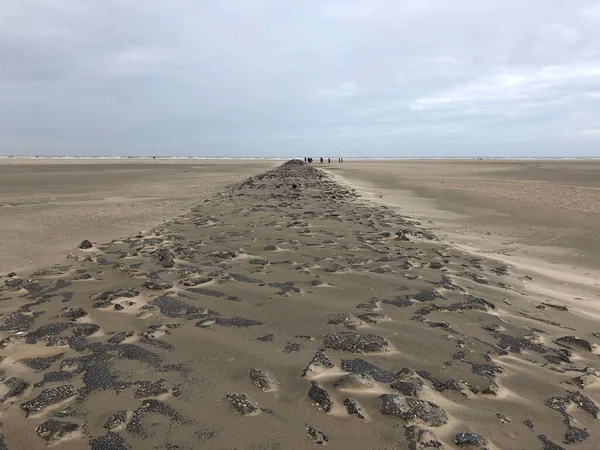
[1,155,599,161]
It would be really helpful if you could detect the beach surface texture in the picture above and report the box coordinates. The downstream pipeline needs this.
[1,160,599,449]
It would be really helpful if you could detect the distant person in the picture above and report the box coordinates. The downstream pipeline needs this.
[328,158,330,163]
[320,157,323,163]
[304,157,307,163]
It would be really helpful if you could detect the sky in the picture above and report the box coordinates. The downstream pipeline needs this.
[1,0,599,157]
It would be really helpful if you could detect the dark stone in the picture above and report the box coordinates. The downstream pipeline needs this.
[35,419,80,444]
[356,312,389,324]
[180,276,213,287]
[90,288,139,302]
[344,398,366,419]
[322,331,389,353]
[308,382,333,412]
[564,425,588,444]
[21,385,78,417]
[0,308,35,332]
[470,362,503,378]
[327,313,363,329]
[107,331,134,344]
[90,432,130,450]
[257,334,274,342]
[149,296,212,320]
[156,249,175,268]
[341,358,396,382]
[379,394,448,427]
[229,273,263,284]
[104,411,128,430]
[417,371,475,394]
[307,426,328,445]
[3,277,24,290]
[405,426,444,449]
[73,323,100,337]
[214,317,262,327]
[390,380,423,396]
[36,371,74,387]
[567,391,599,418]
[382,296,413,308]
[72,272,93,281]
[249,368,278,391]
[333,373,375,391]
[268,281,300,293]
[144,278,174,290]
[554,336,593,352]
[283,342,302,353]
[541,303,568,311]
[79,240,93,249]
[60,307,87,320]
[455,433,488,449]
[186,287,229,299]
[1,377,29,403]
[226,393,259,416]
[19,353,64,371]
[25,322,74,344]
[126,399,186,436]
[249,259,270,265]
[538,435,565,450]
[411,290,443,302]
[135,380,169,398]
[303,350,335,377]
[496,334,544,354]
[492,266,508,275]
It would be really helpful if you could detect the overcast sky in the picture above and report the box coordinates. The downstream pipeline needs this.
[1,1,599,157]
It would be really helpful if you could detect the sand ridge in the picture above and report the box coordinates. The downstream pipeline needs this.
[0,160,599,449]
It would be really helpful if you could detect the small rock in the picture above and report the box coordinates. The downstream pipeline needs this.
[308,382,333,412]
[78,240,93,250]
[405,426,444,449]
[60,307,87,320]
[35,419,80,444]
[144,277,174,290]
[538,435,566,450]
[554,336,593,352]
[103,411,129,430]
[344,398,367,420]
[333,373,375,391]
[307,426,328,445]
[249,368,278,392]
[302,350,335,378]
[390,380,422,396]
[455,433,488,449]
[327,313,363,329]
[322,331,389,353]
[226,393,259,416]
[1,377,29,403]
[379,394,448,427]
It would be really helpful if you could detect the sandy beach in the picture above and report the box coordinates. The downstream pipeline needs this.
[1,160,599,449]
[0,160,277,273]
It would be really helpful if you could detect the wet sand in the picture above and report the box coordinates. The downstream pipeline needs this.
[1,160,599,450]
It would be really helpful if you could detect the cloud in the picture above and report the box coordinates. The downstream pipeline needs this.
[0,0,599,156]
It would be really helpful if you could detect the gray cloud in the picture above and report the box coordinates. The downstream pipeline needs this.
[1,0,599,156]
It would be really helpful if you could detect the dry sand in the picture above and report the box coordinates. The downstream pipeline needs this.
[0,159,277,273]
[1,160,599,450]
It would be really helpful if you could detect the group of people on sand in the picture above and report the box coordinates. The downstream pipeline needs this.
[304,157,343,164]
